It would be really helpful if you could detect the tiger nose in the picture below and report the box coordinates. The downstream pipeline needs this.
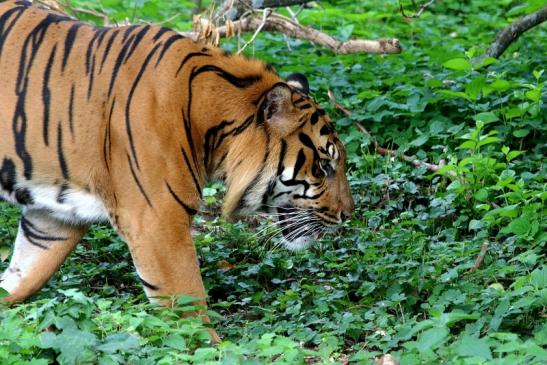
[339,210,350,222]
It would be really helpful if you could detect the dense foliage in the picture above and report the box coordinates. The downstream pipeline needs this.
[1,0,545,364]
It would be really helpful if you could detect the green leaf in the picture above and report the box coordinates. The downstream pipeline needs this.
[473,112,499,124]
[453,335,492,359]
[501,217,530,236]
[415,327,449,353]
[530,267,547,289]
[477,136,501,147]
[443,58,472,71]
[513,129,530,138]
[96,333,140,354]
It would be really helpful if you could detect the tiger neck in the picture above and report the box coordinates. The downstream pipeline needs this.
[194,83,279,218]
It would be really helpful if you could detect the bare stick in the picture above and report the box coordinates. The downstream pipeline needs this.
[468,241,490,273]
[327,90,447,173]
[478,6,547,61]
[399,0,436,19]
[216,12,402,54]
[237,8,272,54]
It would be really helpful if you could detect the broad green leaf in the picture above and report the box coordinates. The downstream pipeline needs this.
[415,327,449,353]
[501,217,530,236]
[513,129,530,138]
[477,136,501,147]
[530,267,547,289]
[96,333,140,354]
[443,58,472,71]
[453,335,492,359]
[473,112,499,124]
[439,90,471,101]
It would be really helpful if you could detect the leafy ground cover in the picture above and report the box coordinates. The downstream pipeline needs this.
[1,0,545,364]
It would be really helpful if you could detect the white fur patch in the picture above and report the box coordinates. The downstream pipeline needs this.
[16,183,108,224]
[281,236,315,251]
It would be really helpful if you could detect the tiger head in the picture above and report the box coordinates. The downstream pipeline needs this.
[226,73,355,250]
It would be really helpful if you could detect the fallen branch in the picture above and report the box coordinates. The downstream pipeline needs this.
[468,241,489,273]
[215,12,402,54]
[327,90,447,173]
[478,6,547,62]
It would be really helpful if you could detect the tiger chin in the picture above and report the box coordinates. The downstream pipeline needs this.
[0,0,354,340]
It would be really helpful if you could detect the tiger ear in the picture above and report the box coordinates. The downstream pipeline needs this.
[286,72,309,94]
[262,83,298,136]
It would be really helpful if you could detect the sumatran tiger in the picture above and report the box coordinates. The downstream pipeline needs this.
[0,0,354,338]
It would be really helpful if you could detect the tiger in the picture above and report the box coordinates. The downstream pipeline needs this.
[0,0,354,338]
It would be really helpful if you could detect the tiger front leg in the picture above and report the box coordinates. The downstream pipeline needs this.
[118,208,220,342]
[0,210,88,303]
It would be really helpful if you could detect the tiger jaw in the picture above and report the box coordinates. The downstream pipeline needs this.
[275,206,326,250]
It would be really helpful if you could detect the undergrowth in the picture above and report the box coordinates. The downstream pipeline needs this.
[1,0,545,364]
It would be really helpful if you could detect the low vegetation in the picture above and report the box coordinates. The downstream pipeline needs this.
[1,0,545,364]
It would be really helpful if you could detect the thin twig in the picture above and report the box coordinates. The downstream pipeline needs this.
[327,90,449,173]
[237,8,272,54]
[399,0,435,19]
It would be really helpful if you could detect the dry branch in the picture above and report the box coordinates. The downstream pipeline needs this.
[215,12,402,54]
[478,6,547,61]
[468,241,489,273]
[327,90,447,173]
[36,0,400,55]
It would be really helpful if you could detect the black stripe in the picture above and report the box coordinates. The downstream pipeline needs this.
[107,34,136,97]
[180,146,202,196]
[85,28,103,74]
[299,132,316,151]
[14,187,33,204]
[0,6,26,61]
[14,14,69,179]
[68,84,75,138]
[320,124,332,135]
[100,29,119,73]
[62,23,81,71]
[86,29,108,99]
[293,149,306,179]
[139,275,159,290]
[56,183,69,203]
[276,139,287,175]
[123,25,150,63]
[42,44,57,146]
[310,110,320,125]
[175,52,210,76]
[125,43,162,170]
[165,181,197,215]
[155,33,183,67]
[203,120,234,170]
[103,98,115,171]
[121,24,140,42]
[127,153,153,207]
[57,124,69,179]
[20,216,67,249]
[191,64,261,89]
[152,26,171,41]
[0,158,17,193]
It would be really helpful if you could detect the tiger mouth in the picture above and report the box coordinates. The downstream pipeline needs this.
[276,206,324,241]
